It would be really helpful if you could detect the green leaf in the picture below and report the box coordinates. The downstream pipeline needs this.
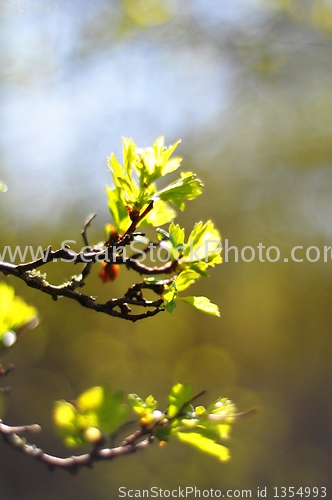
[155,172,203,210]
[165,298,177,313]
[180,220,222,264]
[167,382,193,420]
[77,386,128,435]
[107,137,185,217]
[54,386,128,447]
[0,180,7,193]
[156,228,170,241]
[185,262,210,277]
[139,199,176,227]
[153,424,172,443]
[128,393,158,417]
[106,186,131,233]
[135,136,182,186]
[178,399,236,442]
[176,431,230,462]
[162,282,178,313]
[168,222,185,248]
[53,400,87,447]
[0,282,38,350]
[122,137,136,177]
[107,138,139,207]
[178,296,220,317]
[173,270,201,293]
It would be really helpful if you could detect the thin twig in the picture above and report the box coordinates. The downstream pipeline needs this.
[79,213,97,284]
[0,209,179,321]
[0,261,165,321]
[0,420,153,473]
[81,213,97,248]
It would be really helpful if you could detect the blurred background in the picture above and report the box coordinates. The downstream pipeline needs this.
[1,0,332,498]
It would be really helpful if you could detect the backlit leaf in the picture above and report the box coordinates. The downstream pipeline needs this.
[128,393,158,417]
[155,172,203,210]
[77,386,128,435]
[0,282,38,350]
[176,431,230,462]
[178,296,220,317]
[167,382,193,420]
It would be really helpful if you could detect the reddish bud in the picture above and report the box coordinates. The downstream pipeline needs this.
[99,262,120,283]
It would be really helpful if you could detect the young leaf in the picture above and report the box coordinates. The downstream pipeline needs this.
[162,282,178,313]
[135,136,182,186]
[178,296,220,317]
[168,222,185,248]
[53,401,87,447]
[128,393,158,417]
[108,150,138,206]
[0,180,7,193]
[0,282,38,350]
[107,137,141,209]
[107,137,185,218]
[167,382,193,420]
[106,186,131,233]
[173,270,201,292]
[155,172,203,210]
[54,386,128,447]
[77,386,128,435]
[153,424,172,443]
[176,431,230,462]
[180,220,222,264]
[139,199,176,227]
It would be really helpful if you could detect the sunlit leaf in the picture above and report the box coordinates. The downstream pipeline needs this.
[173,270,201,292]
[107,138,139,207]
[53,400,87,447]
[180,220,221,263]
[140,199,176,227]
[168,222,185,248]
[178,296,220,317]
[155,172,203,210]
[53,401,77,429]
[176,431,230,462]
[77,386,128,435]
[0,282,38,351]
[135,137,182,186]
[167,382,193,420]
[106,186,131,233]
[162,282,177,313]
[128,393,158,417]
[54,386,128,447]
[107,137,185,218]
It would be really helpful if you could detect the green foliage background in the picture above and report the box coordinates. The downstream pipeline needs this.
[1,0,332,498]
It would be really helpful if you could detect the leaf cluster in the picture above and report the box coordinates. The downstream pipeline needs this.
[106,136,202,232]
[54,382,238,462]
[106,137,222,316]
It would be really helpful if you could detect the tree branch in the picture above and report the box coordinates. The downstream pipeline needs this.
[0,212,180,321]
[0,264,165,321]
[0,420,153,474]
